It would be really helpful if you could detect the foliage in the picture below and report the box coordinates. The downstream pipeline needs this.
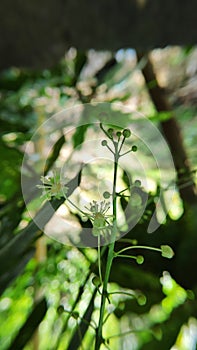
[0,47,197,350]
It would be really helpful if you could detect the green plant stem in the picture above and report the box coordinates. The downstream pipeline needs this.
[66,197,86,215]
[115,245,162,256]
[94,148,119,350]
[98,234,103,284]
[109,291,135,298]
[114,254,137,260]
[118,136,126,154]
[107,328,151,340]
[119,148,132,157]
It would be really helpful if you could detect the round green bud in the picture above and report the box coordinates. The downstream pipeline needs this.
[160,245,174,259]
[107,128,114,138]
[123,129,131,138]
[136,255,144,264]
[57,305,64,315]
[101,140,107,146]
[137,294,146,306]
[71,311,79,319]
[92,276,101,287]
[143,214,148,220]
[134,180,141,187]
[131,239,138,245]
[103,191,111,199]
[132,145,137,152]
[116,131,122,138]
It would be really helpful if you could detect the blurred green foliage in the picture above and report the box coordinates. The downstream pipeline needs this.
[0,48,197,350]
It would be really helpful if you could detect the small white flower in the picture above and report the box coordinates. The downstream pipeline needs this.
[37,169,68,200]
[85,200,113,237]
[86,200,110,216]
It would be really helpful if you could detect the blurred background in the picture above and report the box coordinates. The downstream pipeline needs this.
[0,1,197,349]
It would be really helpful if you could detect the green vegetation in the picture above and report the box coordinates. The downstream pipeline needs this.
[0,47,197,350]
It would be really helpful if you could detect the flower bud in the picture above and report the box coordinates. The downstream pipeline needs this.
[107,128,114,138]
[92,276,101,287]
[71,311,79,319]
[132,145,137,152]
[101,140,108,146]
[161,245,174,259]
[57,305,64,315]
[136,255,144,264]
[103,191,111,199]
[137,294,146,305]
[116,131,122,138]
[134,180,141,187]
[123,129,131,138]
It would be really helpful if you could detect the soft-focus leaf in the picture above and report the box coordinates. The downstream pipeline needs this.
[44,134,66,174]
[7,298,47,350]
[72,124,89,149]
[67,289,97,350]
[0,141,23,200]
[0,170,82,288]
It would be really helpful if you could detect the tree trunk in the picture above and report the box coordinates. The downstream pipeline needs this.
[137,51,197,205]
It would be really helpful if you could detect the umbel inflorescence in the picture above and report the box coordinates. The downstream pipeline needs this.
[37,123,174,350]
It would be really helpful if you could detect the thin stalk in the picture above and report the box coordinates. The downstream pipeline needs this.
[98,234,103,284]
[119,149,132,157]
[118,136,126,154]
[107,328,151,340]
[114,254,138,260]
[115,254,137,260]
[53,247,107,350]
[109,291,135,298]
[104,343,111,350]
[66,197,86,215]
[79,317,96,331]
[115,245,161,256]
[118,238,138,244]
[94,148,119,350]
[117,187,130,194]
[106,144,115,154]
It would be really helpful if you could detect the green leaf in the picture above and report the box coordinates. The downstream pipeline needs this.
[72,124,89,149]
[149,111,172,123]
[44,134,66,175]
[74,52,87,81]
[0,250,34,295]
[8,298,47,350]
[67,289,97,350]
[0,141,23,200]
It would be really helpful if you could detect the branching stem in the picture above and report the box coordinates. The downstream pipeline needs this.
[94,137,119,350]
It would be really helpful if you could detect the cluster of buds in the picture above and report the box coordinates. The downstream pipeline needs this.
[100,123,137,157]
